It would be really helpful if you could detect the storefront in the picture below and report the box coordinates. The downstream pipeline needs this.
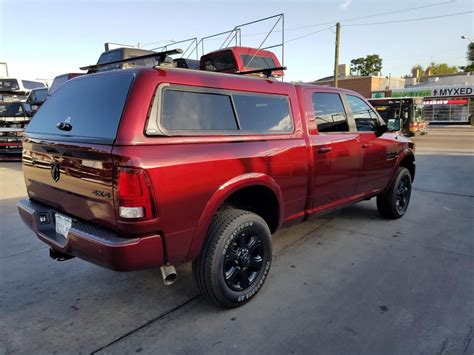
[392,84,473,123]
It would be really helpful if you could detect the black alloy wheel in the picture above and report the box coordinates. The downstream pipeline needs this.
[223,232,265,291]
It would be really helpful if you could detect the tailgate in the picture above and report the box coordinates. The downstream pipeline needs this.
[21,70,136,230]
[22,139,116,229]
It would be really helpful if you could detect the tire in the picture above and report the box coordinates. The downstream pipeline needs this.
[377,167,412,219]
[192,209,272,308]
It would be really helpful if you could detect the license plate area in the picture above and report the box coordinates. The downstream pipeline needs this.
[55,213,72,239]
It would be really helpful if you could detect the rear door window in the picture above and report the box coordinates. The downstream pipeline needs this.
[26,73,134,143]
[312,93,349,132]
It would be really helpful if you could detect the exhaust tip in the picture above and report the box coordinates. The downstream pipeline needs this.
[160,265,177,286]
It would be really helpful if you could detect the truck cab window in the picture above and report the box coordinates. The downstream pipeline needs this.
[312,92,349,133]
[346,95,380,132]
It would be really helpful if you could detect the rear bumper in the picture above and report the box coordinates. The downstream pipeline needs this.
[17,199,164,271]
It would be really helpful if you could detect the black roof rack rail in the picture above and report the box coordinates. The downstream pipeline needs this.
[80,49,183,72]
[235,66,286,78]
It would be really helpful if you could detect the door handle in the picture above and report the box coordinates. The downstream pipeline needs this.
[361,143,373,149]
[317,146,332,154]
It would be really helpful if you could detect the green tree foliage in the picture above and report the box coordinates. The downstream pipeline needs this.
[468,43,474,62]
[425,62,458,75]
[350,54,383,76]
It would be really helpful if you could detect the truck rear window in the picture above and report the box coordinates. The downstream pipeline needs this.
[26,73,134,143]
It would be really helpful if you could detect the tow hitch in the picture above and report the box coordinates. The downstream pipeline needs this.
[49,248,75,261]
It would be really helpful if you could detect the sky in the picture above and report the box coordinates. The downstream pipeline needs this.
[0,0,473,83]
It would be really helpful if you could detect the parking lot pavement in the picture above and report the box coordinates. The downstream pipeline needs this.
[1,127,473,354]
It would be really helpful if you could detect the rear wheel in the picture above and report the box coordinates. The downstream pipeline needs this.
[377,167,412,219]
[193,209,272,308]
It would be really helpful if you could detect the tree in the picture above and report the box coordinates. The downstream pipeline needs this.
[468,42,474,62]
[425,62,458,75]
[350,54,383,76]
[462,43,474,72]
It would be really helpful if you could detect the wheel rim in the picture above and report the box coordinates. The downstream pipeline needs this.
[223,232,265,292]
[395,175,411,213]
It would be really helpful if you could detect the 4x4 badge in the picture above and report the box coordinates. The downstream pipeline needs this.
[51,163,60,182]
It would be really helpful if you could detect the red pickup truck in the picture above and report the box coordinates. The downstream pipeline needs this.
[17,59,415,308]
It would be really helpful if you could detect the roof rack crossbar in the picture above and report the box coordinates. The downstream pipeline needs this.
[236,66,287,78]
[80,49,183,72]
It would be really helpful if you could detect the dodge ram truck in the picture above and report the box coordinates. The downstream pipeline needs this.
[18,51,415,308]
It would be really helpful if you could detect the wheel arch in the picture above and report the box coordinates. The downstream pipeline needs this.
[186,173,283,261]
[398,150,416,182]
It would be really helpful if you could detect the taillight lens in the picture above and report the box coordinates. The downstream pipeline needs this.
[116,167,155,220]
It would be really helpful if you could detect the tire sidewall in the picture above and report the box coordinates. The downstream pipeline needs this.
[212,216,272,306]
[391,168,412,217]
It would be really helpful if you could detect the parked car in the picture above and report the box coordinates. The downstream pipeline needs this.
[18,47,415,308]
[0,101,32,160]
[48,73,83,98]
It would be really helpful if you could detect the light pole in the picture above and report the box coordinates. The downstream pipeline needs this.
[461,35,473,43]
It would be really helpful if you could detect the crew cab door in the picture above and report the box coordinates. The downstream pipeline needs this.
[344,94,396,194]
[305,90,360,211]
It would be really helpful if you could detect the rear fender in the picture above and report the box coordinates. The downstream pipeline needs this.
[185,173,283,261]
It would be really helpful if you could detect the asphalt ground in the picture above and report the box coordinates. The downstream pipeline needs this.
[1,127,473,354]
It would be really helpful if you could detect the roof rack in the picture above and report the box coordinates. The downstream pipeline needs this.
[80,49,183,72]
[236,66,287,78]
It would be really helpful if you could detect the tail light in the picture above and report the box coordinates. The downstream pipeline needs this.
[116,167,156,220]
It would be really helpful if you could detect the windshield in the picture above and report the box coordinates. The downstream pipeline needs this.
[26,72,134,143]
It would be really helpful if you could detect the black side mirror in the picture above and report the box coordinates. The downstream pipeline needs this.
[374,124,388,137]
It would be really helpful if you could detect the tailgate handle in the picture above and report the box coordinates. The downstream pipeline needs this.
[56,122,72,131]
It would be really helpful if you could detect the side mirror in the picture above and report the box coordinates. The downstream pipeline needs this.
[374,124,388,137]
[387,118,402,132]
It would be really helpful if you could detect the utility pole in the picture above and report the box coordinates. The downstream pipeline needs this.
[333,22,340,87]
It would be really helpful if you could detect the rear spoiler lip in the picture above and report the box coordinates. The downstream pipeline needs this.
[80,49,183,72]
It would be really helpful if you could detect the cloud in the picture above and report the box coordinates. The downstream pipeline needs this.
[338,0,352,10]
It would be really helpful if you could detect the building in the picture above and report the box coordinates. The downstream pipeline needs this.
[392,73,473,123]
[311,65,405,99]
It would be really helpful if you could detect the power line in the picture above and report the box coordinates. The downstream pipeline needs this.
[284,0,456,31]
[284,26,334,44]
[141,0,456,47]
[344,11,473,26]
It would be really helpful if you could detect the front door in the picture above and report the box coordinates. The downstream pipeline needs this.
[307,90,360,211]
[344,94,396,194]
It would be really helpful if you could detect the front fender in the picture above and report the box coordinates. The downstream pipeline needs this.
[185,173,283,261]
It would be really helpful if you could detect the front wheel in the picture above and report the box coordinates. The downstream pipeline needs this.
[377,167,412,219]
[192,209,272,308]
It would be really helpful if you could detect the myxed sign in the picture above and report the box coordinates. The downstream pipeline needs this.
[392,85,473,98]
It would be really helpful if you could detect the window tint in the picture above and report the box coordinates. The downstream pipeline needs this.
[27,88,48,103]
[26,73,134,142]
[347,95,379,132]
[201,51,236,72]
[161,90,238,131]
[22,80,46,90]
[241,55,276,69]
[312,93,349,132]
[233,95,292,132]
